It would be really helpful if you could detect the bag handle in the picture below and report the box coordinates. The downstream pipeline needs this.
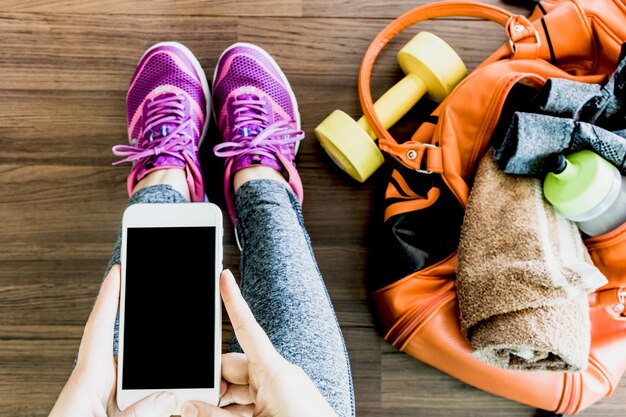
[358,0,540,170]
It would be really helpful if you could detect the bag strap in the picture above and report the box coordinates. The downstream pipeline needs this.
[358,0,541,171]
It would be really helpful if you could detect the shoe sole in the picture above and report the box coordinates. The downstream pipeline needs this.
[139,42,212,148]
[212,42,302,154]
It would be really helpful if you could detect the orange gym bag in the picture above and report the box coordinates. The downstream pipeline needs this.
[361,0,626,414]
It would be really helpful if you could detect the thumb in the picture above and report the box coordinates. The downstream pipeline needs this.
[118,392,177,417]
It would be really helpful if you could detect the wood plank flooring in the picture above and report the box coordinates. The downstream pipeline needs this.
[1,1,625,416]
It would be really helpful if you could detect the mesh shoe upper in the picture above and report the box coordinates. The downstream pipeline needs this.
[113,44,209,202]
[212,43,304,224]
[213,48,296,135]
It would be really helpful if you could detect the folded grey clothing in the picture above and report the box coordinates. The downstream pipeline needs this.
[492,43,626,177]
[538,43,626,130]
[537,78,602,119]
[493,112,626,176]
[578,43,626,130]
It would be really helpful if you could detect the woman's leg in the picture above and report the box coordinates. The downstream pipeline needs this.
[231,177,356,417]
[211,43,355,416]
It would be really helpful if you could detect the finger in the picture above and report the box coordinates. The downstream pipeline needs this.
[221,353,249,385]
[78,266,121,363]
[220,270,278,364]
[182,401,241,417]
[219,383,253,407]
[223,404,254,417]
[118,391,176,417]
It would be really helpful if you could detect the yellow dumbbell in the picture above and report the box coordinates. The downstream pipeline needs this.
[315,32,467,182]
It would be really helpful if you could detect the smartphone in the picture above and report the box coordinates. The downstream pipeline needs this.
[116,203,223,412]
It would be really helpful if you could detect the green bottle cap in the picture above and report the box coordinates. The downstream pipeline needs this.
[543,150,616,216]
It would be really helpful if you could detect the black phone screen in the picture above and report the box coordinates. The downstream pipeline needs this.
[122,226,216,390]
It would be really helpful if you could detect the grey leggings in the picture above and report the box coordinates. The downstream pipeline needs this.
[105,180,355,417]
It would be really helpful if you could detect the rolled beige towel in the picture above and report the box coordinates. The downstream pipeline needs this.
[457,153,607,372]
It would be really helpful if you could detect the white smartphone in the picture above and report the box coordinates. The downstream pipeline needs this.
[116,203,223,413]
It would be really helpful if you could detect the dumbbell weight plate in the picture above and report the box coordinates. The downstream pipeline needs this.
[398,32,467,102]
[314,110,385,183]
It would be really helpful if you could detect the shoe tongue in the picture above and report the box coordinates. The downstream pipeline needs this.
[145,123,177,141]
[143,92,182,141]
[137,93,187,178]
[135,154,186,183]
[232,154,282,173]
[235,93,273,136]
[230,93,282,174]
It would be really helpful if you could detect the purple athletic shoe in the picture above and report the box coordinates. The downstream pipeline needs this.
[112,42,210,202]
[212,43,305,224]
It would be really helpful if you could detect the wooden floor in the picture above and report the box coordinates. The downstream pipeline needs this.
[2,0,625,416]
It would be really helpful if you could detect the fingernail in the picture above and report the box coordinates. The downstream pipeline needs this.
[222,269,237,286]
[156,392,177,412]
[181,403,198,417]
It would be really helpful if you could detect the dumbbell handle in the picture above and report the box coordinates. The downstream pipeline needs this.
[356,72,427,139]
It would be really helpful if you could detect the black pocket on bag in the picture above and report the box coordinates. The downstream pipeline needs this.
[376,167,464,289]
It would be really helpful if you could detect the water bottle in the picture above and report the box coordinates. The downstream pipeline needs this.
[543,150,626,237]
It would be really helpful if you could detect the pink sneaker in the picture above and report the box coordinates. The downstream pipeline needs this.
[112,42,210,202]
[212,43,304,224]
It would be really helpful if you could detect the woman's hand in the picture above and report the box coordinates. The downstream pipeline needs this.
[49,267,337,417]
[48,266,177,417]
[181,269,337,417]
